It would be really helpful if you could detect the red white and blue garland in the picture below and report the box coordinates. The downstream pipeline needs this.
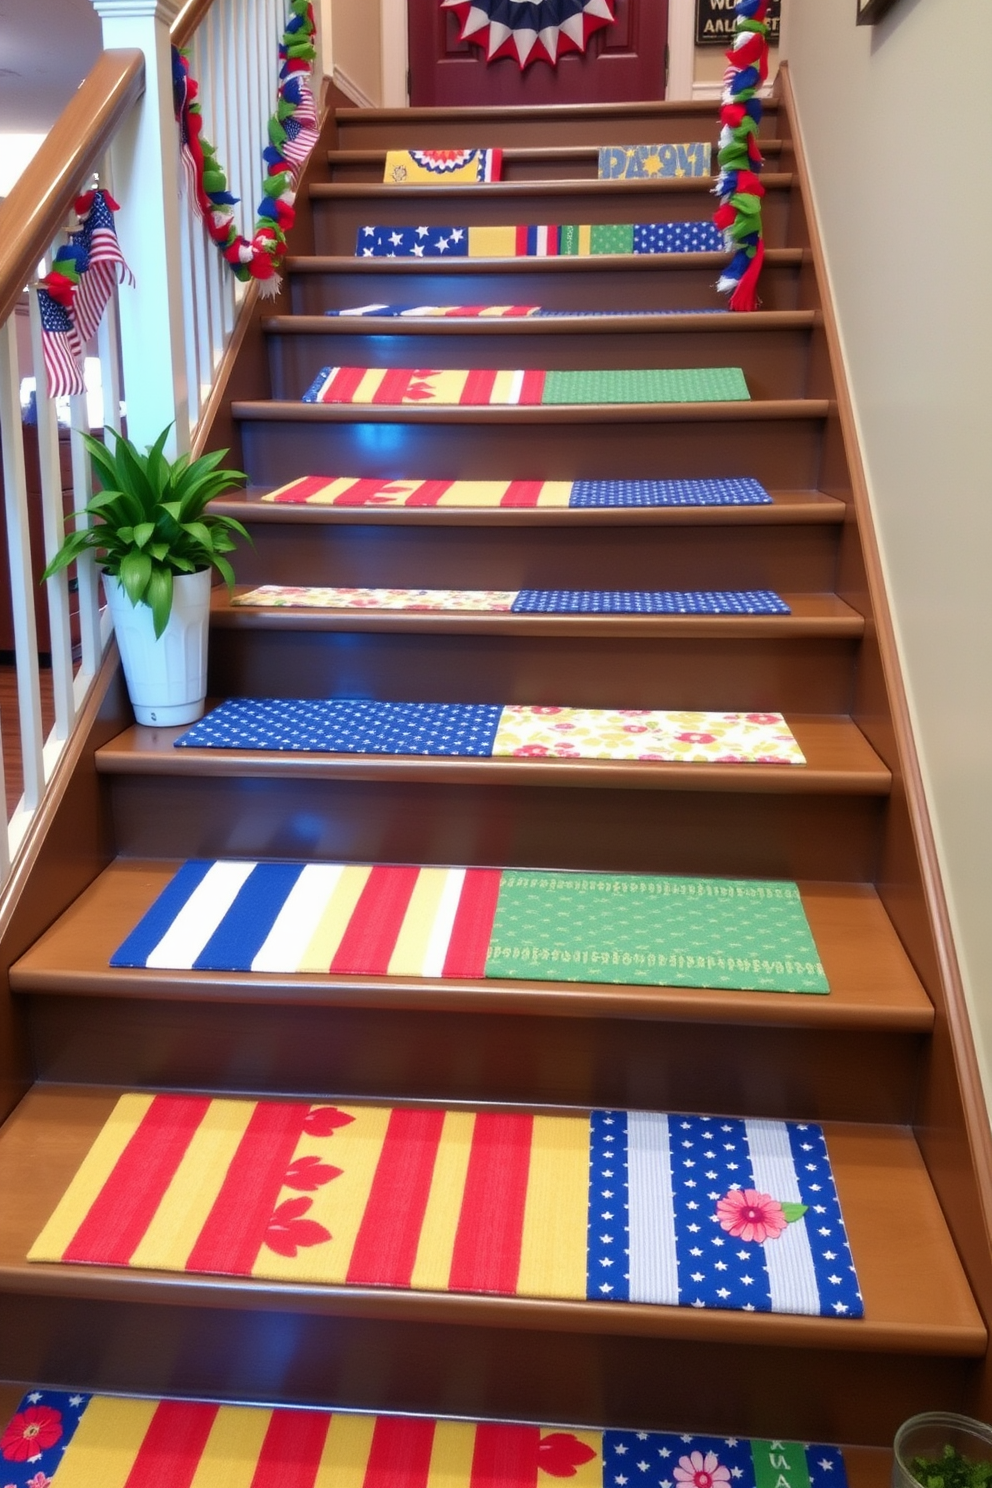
[36,188,134,398]
[171,0,320,296]
[440,0,616,68]
[713,0,770,312]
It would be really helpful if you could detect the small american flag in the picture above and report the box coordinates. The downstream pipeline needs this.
[279,78,319,173]
[38,288,85,398]
[70,190,135,343]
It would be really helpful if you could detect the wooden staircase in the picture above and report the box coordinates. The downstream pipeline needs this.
[1,78,991,1468]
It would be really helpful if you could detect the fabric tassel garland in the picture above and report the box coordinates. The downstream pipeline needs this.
[439,0,617,69]
[714,0,770,312]
[35,189,133,399]
[172,0,320,297]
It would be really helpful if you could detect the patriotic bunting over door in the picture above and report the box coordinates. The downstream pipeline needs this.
[441,0,617,67]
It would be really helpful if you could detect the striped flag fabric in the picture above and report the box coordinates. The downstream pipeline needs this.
[230,585,791,616]
[301,365,750,405]
[28,1093,860,1315]
[171,699,807,766]
[0,1390,851,1488]
[69,189,135,343]
[36,287,85,397]
[384,149,502,184]
[259,475,773,508]
[108,861,828,993]
[355,220,725,257]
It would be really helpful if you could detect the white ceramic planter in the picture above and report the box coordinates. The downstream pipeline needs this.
[104,568,211,727]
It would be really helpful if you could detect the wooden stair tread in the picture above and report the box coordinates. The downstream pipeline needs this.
[12,858,932,1033]
[211,488,845,528]
[263,311,817,336]
[310,175,792,202]
[212,590,865,639]
[93,714,888,796]
[335,99,778,124]
[285,249,806,274]
[232,399,831,425]
[0,1083,978,1353]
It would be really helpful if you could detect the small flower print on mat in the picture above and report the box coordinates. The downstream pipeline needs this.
[675,1451,732,1488]
[1,1405,62,1462]
[537,1432,598,1477]
[715,1189,809,1244]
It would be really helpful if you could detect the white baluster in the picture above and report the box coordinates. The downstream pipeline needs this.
[0,319,46,819]
[28,280,76,741]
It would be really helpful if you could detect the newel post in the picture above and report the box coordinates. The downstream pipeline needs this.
[91,0,190,456]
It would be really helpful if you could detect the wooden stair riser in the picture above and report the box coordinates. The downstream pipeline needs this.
[103,773,886,881]
[23,994,924,1125]
[310,181,794,256]
[326,142,786,184]
[264,323,813,403]
[220,508,841,595]
[288,260,805,316]
[332,102,780,151]
[204,629,860,714]
[235,410,827,492]
[0,1291,969,1449]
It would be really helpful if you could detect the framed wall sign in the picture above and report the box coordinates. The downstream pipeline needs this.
[856,0,901,21]
[695,0,781,46]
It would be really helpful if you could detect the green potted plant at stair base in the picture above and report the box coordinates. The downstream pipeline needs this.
[43,426,248,726]
[893,1414,992,1488]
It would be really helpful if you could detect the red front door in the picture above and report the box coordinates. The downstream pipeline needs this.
[408,0,668,108]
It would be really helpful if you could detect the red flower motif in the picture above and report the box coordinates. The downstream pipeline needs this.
[538,1433,598,1478]
[622,724,649,734]
[1,1406,62,1462]
[744,713,781,725]
[513,744,552,756]
[25,1474,53,1488]
[529,706,564,715]
[284,1155,343,1191]
[715,1189,788,1244]
[674,1450,732,1488]
[676,732,717,745]
[303,1106,354,1136]
[264,1196,332,1257]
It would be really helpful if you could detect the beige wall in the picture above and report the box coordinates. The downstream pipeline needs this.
[781,0,992,1092]
[330,0,383,106]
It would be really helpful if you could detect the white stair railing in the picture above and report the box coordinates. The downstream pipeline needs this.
[0,51,143,874]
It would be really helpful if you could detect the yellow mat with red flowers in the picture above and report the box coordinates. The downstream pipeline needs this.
[0,1391,850,1488]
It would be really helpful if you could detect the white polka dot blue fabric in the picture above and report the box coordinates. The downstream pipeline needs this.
[176,698,503,755]
[511,590,789,615]
[569,478,771,507]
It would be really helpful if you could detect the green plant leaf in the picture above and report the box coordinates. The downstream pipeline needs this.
[119,549,152,606]
[146,564,173,639]
[780,1202,808,1224]
[132,522,155,549]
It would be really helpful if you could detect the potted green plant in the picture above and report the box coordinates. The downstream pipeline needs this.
[43,425,249,726]
[894,1414,992,1488]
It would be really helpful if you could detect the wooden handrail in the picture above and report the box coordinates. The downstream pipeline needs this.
[0,49,145,330]
[171,0,216,50]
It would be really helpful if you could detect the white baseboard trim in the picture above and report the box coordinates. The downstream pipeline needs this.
[332,66,378,109]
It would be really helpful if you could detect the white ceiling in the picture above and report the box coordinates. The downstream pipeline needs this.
[0,0,102,132]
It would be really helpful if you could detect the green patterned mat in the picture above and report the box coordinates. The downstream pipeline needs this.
[542,367,750,405]
[484,872,829,992]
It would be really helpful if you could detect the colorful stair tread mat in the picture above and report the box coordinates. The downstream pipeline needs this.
[231,586,791,616]
[323,303,725,318]
[29,1093,857,1313]
[173,700,806,766]
[598,142,712,179]
[0,1394,851,1488]
[356,220,725,256]
[109,860,829,994]
[260,475,773,508]
[383,148,502,184]
[301,365,750,406]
